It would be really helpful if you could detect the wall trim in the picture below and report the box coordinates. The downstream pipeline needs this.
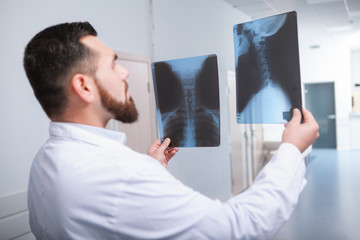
[0,190,27,219]
[0,190,32,239]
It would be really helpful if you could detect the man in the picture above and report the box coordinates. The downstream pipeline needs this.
[24,22,319,240]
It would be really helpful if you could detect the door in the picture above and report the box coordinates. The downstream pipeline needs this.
[106,51,156,154]
[304,82,337,148]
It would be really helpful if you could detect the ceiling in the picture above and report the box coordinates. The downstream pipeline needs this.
[223,0,360,49]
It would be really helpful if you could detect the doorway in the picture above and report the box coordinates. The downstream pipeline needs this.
[304,82,337,148]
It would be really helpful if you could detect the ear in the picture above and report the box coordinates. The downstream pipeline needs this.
[71,74,96,103]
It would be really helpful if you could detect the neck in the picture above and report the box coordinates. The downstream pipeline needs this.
[52,107,111,128]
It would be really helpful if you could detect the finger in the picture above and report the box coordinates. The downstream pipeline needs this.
[165,147,177,155]
[167,147,178,152]
[302,108,316,124]
[158,138,171,152]
[288,108,302,125]
[165,149,178,161]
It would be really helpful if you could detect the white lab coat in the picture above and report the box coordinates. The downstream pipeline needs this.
[28,122,306,240]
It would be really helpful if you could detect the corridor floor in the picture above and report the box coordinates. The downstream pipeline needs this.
[274,149,360,240]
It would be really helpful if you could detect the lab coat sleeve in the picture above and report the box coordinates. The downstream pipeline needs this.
[192,143,306,240]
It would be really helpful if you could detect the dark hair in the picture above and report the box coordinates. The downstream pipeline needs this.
[23,22,98,118]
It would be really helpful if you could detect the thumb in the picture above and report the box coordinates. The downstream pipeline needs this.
[158,138,171,152]
[288,108,302,125]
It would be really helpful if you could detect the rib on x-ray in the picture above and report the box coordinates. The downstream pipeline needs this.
[233,11,302,123]
[152,54,220,147]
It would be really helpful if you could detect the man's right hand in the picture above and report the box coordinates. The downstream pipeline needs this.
[282,108,320,153]
[147,138,178,168]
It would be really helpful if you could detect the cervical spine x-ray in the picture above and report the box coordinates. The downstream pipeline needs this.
[234,11,302,123]
[152,54,220,147]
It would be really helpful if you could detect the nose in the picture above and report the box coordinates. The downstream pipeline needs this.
[118,64,129,80]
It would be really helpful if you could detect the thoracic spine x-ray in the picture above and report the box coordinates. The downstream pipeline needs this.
[234,11,302,123]
[152,55,220,147]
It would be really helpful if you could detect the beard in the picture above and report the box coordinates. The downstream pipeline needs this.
[95,80,139,123]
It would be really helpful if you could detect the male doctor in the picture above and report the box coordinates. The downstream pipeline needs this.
[24,22,319,240]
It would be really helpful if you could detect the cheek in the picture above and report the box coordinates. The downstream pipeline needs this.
[97,70,127,102]
[112,81,127,102]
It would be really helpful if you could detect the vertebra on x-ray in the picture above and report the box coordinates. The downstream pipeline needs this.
[152,54,220,147]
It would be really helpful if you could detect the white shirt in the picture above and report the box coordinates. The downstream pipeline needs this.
[28,122,306,240]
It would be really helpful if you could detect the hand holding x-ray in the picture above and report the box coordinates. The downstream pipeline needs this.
[147,138,179,167]
[282,108,320,153]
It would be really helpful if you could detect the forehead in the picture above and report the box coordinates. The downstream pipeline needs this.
[80,35,114,61]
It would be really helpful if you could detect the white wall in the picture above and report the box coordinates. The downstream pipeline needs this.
[152,0,250,200]
[0,0,152,211]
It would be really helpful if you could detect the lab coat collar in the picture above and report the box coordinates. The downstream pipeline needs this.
[49,121,127,146]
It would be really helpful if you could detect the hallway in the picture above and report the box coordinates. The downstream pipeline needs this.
[274,149,360,240]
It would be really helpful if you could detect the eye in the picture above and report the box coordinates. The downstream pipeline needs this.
[112,54,118,69]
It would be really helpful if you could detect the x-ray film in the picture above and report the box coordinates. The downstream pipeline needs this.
[233,11,302,123]
[152,54,220,147]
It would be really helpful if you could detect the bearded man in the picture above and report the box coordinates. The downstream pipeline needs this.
[24,22,319,240]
